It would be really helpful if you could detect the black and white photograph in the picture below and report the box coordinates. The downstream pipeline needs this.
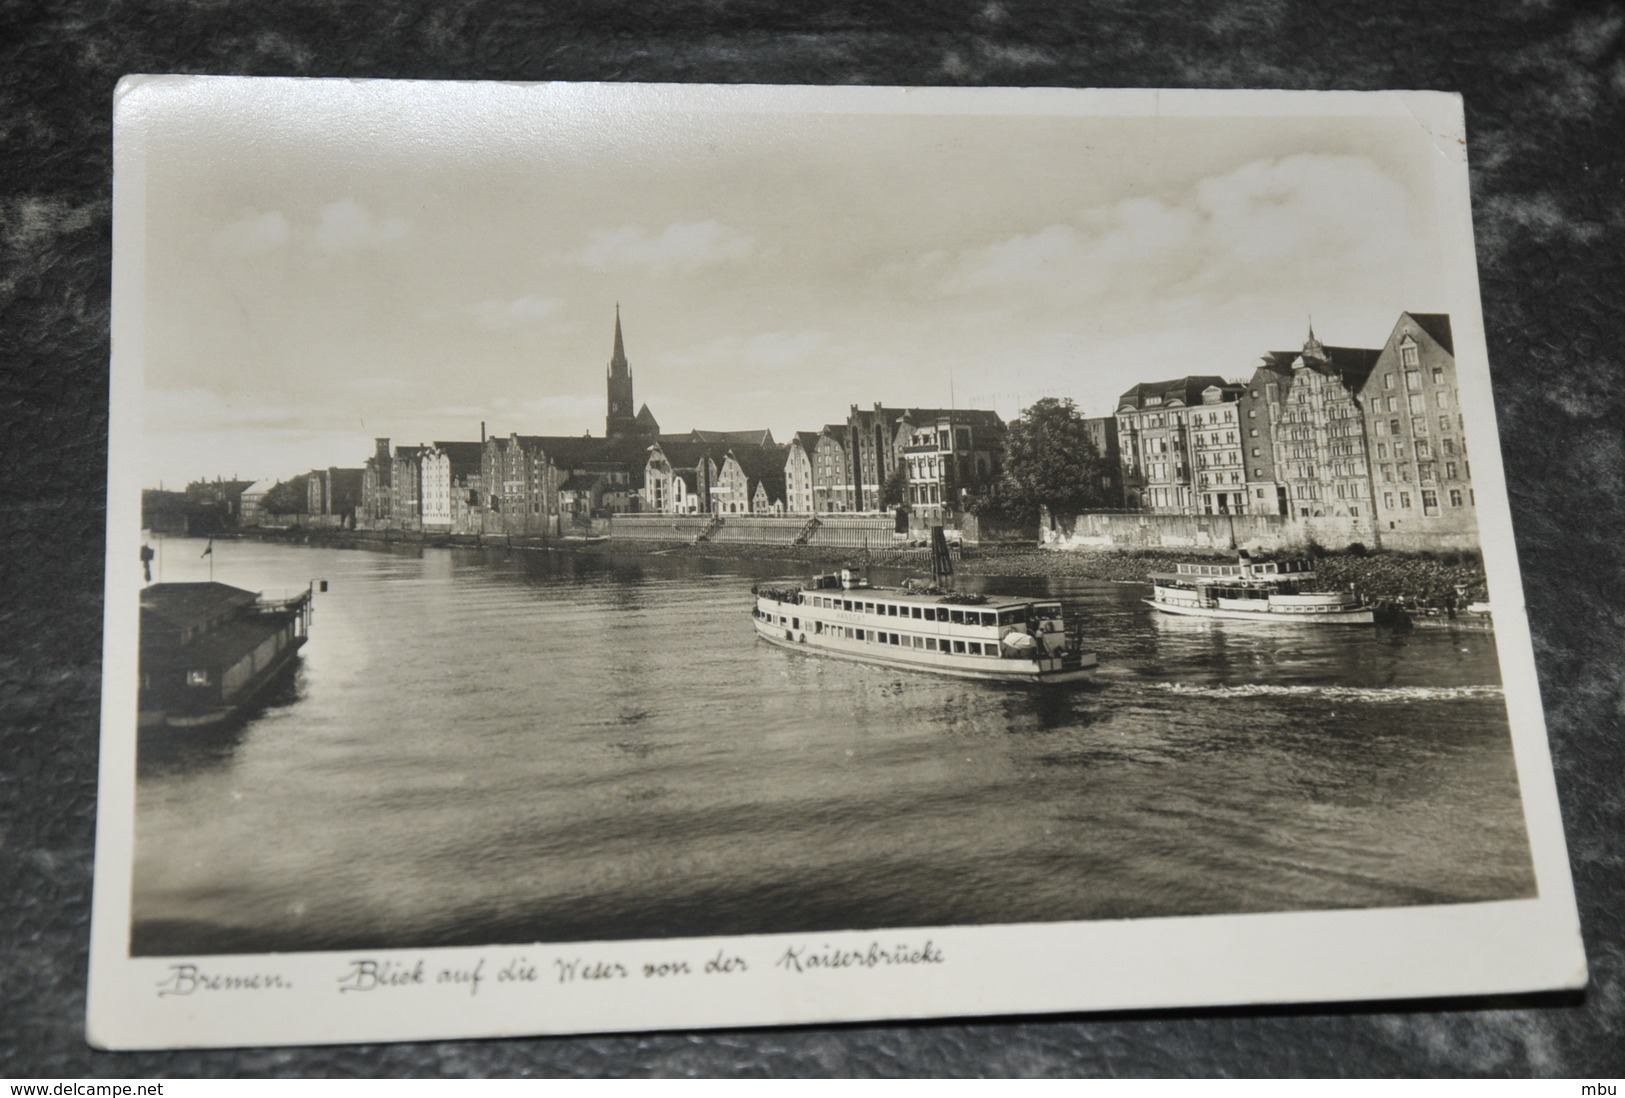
[88,79,1584,1049]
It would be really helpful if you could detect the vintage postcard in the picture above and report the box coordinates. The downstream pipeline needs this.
[90,78,1585,1048]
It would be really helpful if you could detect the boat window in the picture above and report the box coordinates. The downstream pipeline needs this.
[952,640,966,654]
[912,636,924,648]
[925,637,938,651]
[792,618,799,629]
[891,633,901,645]
[186,669,210,686]
[855,629,865,641]
[887,604,898,617]
[949,610,964,624]
[1000,608,1027,625]
[980,612,995,626]
[967,642,982,655]
[910,607,922,619]
[864,602,875,614]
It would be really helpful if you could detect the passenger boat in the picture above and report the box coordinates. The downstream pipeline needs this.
[139,581,314,731]
[1146,551,1374,624]
[752,568,1097,684]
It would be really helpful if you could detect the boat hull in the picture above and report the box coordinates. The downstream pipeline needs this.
[140,636,307,732]
[752,616,1095,684]
[1145,599,1374,625]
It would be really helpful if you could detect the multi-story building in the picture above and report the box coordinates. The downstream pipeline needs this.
[238,478,276,527]
[896,409,1006,522]
[389,446,425,528]
[1116,376,1234,513]
[811,426,853,513]
[784,432,819,515]
[1236,378,1284,515]
[303,466,364,521]
[1079,416,1124,509]
[713,446,788,514]
[1359,313,1473,544]
[841,404,1003,515]
[642,440,724,514]
[1186,388,1251,515]
[1247,328,1380,530]
[360,438,393,527]
[421,442,484,532]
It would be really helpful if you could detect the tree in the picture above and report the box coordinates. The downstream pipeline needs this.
[965,477,1039,529]
[881,461,910,509]
[999,397,1114,528]
[259,478,309,516]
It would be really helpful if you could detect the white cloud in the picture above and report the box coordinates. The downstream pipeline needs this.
[665,328,835,378]
[312,197,409,253]
[581,221,754,274]
[213,210,290,254]
[467,294,562,331]
[948,154,1416,306]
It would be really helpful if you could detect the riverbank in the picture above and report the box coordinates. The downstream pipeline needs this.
[228,527,1487,606]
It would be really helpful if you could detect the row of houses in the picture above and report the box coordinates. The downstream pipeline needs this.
[330,309,1020,536]
[210,307,1472,548]
[1110,311,1472,544]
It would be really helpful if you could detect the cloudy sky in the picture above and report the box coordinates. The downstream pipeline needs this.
[132,81,1460,487]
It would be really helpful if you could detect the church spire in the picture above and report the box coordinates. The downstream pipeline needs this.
[606,304,637,440]
[609,302,629,378]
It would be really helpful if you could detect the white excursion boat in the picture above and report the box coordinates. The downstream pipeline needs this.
[752,568,1097,684]
[1146,551,1374,625]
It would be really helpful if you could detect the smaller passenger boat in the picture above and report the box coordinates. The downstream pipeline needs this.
[1146,550,1374,624]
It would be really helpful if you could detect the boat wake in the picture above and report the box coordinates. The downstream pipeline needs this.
[1150,682,1504,703]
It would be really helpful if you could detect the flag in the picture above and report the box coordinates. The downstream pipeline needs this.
[200,538,213,559]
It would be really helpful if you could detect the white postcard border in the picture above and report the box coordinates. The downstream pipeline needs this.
[88,79,1586,1050]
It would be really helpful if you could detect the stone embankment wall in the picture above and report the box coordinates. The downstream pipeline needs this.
[611,514,904,548]
[1041,512,1478,554]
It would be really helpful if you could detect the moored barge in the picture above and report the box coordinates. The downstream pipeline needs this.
[139,581,314,731]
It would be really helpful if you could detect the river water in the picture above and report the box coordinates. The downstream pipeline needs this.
[131,537,1535,955]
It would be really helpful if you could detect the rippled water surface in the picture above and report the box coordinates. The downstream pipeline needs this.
[132,538,1535,954]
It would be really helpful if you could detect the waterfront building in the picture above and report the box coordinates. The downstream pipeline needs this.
[1236,378,1284,515]
[1080,416,1125,509]
[896,408,1006,522]
[1247,327,1381,533]
[1358,313,1474,546]
[238,478,277,527]
[784,432,820,515]
[811,426,853,513]
[711,445,788,514]
[643,440,726,513]
[1186,387,1250,515]
[1115,376,1234,513]
[360,438,393,527]
[303,467,364,524]
[421,442,484,533]
[184,478,254,525]
[843,404,1003,514]
[389,446,426,529]
[481,434,552,536]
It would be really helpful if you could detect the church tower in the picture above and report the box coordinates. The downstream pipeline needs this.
[606,304,637,440]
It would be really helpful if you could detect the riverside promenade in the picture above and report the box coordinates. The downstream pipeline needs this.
[226,524,1489,610]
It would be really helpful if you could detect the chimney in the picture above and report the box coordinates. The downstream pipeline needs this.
[481,421,486,444]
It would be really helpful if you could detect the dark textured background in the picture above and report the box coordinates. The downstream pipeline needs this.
[2,0,1622,1078]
